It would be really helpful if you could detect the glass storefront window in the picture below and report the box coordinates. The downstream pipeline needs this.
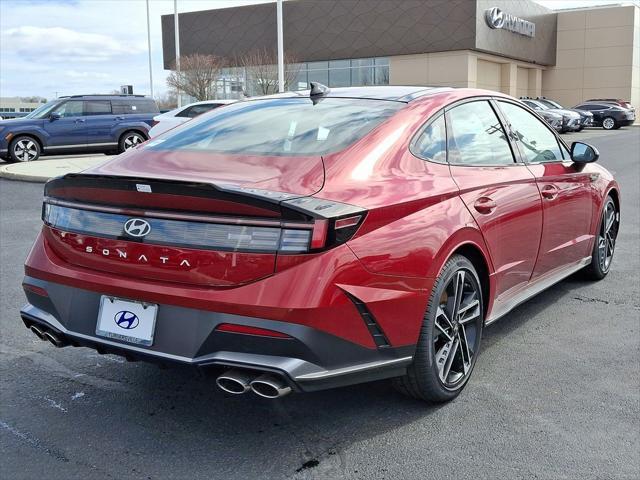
[352,66,375,86]
[308,61,329,71]
[329,68,350,87]
[308,69,329,85]
[329,59,350,68]
[352,58,374,67]
[203,57,390,99]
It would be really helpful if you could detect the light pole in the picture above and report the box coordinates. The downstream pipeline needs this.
[277,0,284,92]
[146,0,154,98]
[174,0,181,107]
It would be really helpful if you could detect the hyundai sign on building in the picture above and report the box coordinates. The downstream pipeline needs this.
[484,7,536,37]
[162,0,640,116]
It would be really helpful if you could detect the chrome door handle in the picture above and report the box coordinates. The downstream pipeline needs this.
[474,197,497,214]
[74,118,85,123]
[541,184,559,200]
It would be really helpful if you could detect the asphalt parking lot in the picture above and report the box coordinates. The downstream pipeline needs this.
[0,128,638,480]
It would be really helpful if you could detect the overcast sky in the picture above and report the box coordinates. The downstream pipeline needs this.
[0,0,637,101]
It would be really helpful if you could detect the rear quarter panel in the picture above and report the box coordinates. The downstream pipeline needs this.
[320,93,495,288]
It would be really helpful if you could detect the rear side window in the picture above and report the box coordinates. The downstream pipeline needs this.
[412,114,446,163]
[133,99,159,114]
[498,101,562,163]
[446,101,515,166]
[112,99,158,114]
[176,104,221,118]
[84,100,111,115]
[112,100,135,114]
[147,97,404,156]
[578,104,606,110]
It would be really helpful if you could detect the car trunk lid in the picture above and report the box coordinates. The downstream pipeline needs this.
[42,150,325,287]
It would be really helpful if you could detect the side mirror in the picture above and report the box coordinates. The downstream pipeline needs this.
[49,112,61,121]
[571,141,599,163]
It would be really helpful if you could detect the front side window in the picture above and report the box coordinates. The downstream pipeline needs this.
[147,97,404,156]
[446,101,515,166]
[53,101,83,117]
[26,100,62,118]
[412,114,446,163]
[498,101,562,163]
[523,100,544,111]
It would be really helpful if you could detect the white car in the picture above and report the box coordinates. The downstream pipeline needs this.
[149,100,236,138]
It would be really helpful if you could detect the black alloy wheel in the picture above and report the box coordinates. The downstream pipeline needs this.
[394,255,483,403]
[584,196,619,280]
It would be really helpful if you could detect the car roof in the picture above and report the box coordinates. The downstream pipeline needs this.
[183,99,236,106]
[250,86,454,103]
[58,95,153,100]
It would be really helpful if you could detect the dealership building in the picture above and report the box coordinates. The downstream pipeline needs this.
[162,0,640,113]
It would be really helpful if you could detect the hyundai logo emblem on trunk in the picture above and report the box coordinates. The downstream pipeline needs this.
[124,218,151,238]
[114,311,139,329]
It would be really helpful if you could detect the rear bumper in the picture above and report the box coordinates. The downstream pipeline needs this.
[21,279,413,392]
[22,223,431,392]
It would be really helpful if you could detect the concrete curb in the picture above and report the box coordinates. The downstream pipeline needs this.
[0,166,51,183]
[0,156,109,183]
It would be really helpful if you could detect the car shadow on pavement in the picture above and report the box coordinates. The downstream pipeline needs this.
[67,272,596,477]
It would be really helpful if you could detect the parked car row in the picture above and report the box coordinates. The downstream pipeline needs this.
[574,99,636,130]
[520,96,635,132]
[0,95,159,163]
[148,100,235,137]
[1,92,635,163]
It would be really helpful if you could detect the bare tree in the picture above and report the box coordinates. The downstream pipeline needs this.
[238,48,301,96]
[166,54,225,101]
[155,90,178,111]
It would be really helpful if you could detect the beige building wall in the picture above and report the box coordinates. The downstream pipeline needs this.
[542,4,639,118]
[389,50,543,98]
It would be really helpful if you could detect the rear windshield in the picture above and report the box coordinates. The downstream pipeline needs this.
[146,97,404,156]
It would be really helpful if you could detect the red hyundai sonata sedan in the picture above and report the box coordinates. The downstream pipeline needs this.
[21,85,620,402]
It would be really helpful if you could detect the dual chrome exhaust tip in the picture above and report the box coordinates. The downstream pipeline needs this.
[28,323,290,397]
[216,369,292,398]
[29,324,67,348]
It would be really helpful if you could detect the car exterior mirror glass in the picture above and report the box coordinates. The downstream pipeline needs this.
[49,112,61,121]
[571,142,599,163]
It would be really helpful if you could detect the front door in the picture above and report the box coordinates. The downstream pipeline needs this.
[496,100,594,279]
[44,100,86,148]
[445,99,543,300]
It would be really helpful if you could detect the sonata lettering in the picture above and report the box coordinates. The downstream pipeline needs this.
[82,246,191,268]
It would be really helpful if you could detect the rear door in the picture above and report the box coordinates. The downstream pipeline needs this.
[445,99,543,301]
[44,100,86,147]
[83,100,117,147]
[496,100,593,279]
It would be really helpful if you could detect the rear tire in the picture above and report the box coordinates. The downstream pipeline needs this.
[118,131,146,153]
[7,136,41,163]
[583,196,619,280]
[602,117,616,130]
[394,255,484,403]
